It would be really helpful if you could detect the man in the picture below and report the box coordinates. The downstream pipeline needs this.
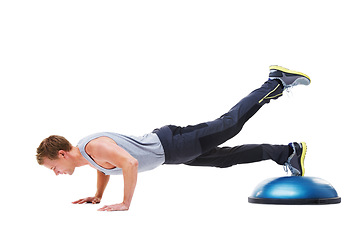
[36,65,310,211]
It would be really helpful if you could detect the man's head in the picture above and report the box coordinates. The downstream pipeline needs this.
[36,135,76,175]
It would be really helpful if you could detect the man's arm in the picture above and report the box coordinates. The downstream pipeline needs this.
[86,138,139,211]
[95,170,110,200]
[72,170,110,204]
[120,157,138,208]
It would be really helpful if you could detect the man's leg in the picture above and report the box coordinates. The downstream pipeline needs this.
[184,144,290,168]
[194,79,284,154]
[157,79,284,164]
[155,66,310,165]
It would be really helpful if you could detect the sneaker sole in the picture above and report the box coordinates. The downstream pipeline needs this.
[269,65,311,84]
[300,142,307,176]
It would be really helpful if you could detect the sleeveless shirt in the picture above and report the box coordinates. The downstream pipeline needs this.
[77,132,165,175]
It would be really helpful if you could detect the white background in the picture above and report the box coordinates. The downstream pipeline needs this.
[1,0,359,239]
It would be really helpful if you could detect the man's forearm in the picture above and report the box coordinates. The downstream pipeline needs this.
[122,160,138,207]
[96,170,110,198]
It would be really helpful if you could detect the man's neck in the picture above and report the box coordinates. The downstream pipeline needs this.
[70,147,89,167]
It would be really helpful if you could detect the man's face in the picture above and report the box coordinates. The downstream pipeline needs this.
[42,152,75,176]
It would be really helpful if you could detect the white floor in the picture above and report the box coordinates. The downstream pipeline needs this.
[1,1,359,239]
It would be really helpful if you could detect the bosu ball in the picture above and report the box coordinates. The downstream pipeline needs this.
[248,176,341,205]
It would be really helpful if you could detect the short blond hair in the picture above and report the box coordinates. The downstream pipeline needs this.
[36,135,72,165]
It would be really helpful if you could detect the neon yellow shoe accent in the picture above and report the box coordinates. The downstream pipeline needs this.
[258,83,282,104]
[300,142,307,176]
[269,65,311,83]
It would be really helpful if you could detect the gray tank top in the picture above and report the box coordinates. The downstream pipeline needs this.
[77,132,165,175]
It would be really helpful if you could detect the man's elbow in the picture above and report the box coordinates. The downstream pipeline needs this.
[127,158,138,169]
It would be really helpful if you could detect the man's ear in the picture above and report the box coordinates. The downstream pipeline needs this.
[58,150,66,159]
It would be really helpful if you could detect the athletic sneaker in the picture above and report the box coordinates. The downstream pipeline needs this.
[269,65,311,88]
[284,142,307,176]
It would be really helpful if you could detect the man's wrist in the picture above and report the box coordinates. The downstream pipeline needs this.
[122,200,131,207]
[95,192,103,199]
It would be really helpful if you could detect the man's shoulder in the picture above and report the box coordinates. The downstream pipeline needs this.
[85,137,116,156]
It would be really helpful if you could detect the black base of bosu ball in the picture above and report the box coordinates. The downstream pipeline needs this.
[248,176,341,205]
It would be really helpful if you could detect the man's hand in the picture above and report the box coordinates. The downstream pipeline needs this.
[97,202,129,211]
[72,196,101,204]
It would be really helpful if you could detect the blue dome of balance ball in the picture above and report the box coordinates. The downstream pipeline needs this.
[248,176,341,205]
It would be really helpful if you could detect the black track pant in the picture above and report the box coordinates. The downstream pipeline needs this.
[154,79,289,167]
